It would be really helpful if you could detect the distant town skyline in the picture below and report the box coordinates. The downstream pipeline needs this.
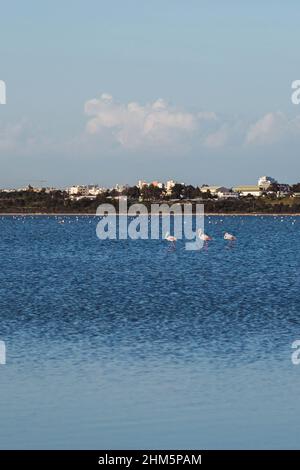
[1,175,291,192]
[1,174,298,193]
[1,1,300,187]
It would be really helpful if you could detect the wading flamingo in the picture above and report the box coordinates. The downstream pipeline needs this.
[198,229,212,242]
[165,232,177,248]
[198,228,212,249]
[224,232,236,241]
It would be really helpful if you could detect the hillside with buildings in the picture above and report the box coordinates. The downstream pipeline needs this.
[1,176,300,213]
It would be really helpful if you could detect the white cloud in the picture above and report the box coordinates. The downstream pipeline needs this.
[204,125,230,148]
[3,97,300,164]
[0,121,35,152]
[246,112,288,145]
[197,111,217,121]
[0,120,60,158]
[84,93,199,148]
[85,95,300,152]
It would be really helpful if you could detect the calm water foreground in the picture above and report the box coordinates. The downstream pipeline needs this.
[1,215,300,449]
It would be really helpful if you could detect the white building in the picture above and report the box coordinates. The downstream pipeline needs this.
[216,187,239,199]
[200,185,223,195]
[68,185,82,195]
[137,180,148,190]
[165,179,176,195]
[67,185,104,197]
[88,185,105,196]
[199,185,239,198]
[1,188,17,193]
[233,185,262,197]
[114,183,129,193]
[258,176,277,190]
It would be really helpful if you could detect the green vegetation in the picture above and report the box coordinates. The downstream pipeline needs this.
[2,186,300,213]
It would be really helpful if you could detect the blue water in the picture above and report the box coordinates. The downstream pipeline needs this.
[1,215,300,449]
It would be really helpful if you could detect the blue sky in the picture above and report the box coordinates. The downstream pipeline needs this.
[1,1,300,187]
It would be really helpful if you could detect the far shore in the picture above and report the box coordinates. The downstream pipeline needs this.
[1,212,300,217]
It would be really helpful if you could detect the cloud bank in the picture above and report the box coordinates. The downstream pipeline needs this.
[246,112,288,145]
[2,95,300,161]
[84,93,216,149]
[84,94,300,151]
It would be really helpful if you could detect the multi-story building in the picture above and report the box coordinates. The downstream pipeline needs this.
[67,185,104,197]
[88,185,105,196]
[165,179,176,195]
[258,176,277,190]
[68,185,82,195]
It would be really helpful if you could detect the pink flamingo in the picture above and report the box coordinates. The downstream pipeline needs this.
[224,232,236,241]
[198,229,212,242]
[165,232,177,248]
[198,229,212,249]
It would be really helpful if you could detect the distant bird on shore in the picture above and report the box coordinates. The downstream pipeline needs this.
[224,232,236,241]
[165,232,177,248]
[198,229,212,242]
